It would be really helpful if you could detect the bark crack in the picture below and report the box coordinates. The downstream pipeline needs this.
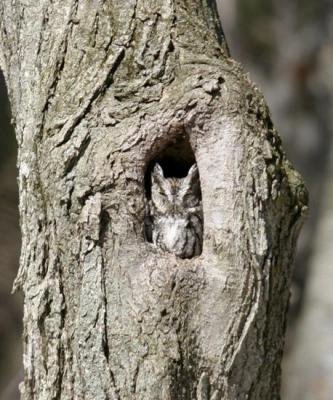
[39,0,79,131]
[55,46,125,148]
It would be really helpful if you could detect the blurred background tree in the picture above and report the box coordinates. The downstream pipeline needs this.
[0,71,22,399]
[0,1,332,398]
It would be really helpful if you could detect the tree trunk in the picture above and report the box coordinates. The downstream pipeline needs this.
[0,1,307,399]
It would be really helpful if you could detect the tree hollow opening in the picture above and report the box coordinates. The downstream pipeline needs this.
[144,135,203,259]
[144,135,198,199]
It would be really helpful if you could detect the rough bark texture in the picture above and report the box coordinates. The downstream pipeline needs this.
[0,1,307,399]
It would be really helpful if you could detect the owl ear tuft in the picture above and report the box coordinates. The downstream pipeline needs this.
[151,163,169,213]
[187,164,198,181]
[181,164,200,194]
[151,163,165,184]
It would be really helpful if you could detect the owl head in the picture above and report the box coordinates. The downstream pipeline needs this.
[150,163,201,212]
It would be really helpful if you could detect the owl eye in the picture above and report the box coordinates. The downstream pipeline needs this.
[151,191,171,214]
[182,192,199,208]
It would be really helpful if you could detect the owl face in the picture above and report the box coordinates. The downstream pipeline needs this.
[150,163,201,212]
[150,163,203,258]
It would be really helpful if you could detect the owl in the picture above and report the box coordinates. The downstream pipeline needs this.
[148,163,203,259]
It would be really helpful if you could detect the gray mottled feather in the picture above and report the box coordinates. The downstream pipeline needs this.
[149,163,203,259]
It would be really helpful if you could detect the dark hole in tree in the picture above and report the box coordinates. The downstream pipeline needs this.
[144,135,203,259]
[144,135,197,199]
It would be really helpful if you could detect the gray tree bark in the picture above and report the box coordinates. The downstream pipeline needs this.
[0,1,307,399]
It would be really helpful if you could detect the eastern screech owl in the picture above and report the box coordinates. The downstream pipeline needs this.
[148,163,203,259]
